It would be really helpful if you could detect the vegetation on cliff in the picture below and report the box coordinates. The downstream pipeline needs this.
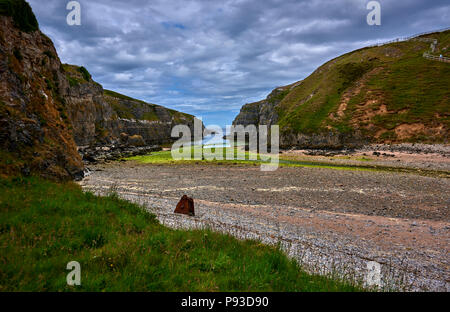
[0,0,38,32]
[0,2,200,179]
[0,177,360,291]
[104,89,196,123]
[0,9,83,180]
[62,64,95,87]
[235,30,450,146]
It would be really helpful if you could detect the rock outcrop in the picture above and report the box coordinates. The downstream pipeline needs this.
[0,11,83,180]
[63,65,202,162]
[233,87,281,128]
[102,89,199,147]
[0,1,202,179]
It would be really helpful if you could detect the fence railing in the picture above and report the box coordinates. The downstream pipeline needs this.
[364,27,450,48]
[423,52,450,63]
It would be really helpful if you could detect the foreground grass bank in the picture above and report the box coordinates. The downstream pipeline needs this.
[0,177,360,291]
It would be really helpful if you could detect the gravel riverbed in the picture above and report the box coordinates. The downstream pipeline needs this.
[79,160,449,291]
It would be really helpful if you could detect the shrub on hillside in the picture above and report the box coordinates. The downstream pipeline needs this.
[0,0,39,32]
[78,66,92,82]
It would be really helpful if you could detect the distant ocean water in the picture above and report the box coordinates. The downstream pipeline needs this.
[194,134,231,148]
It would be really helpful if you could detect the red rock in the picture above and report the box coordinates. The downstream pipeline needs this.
[174,195,195,216]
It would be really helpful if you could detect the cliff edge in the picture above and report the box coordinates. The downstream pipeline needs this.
[233,30,450,149]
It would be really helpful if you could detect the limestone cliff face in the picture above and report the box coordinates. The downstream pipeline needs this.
[61,67,201,148]
[0,2,202,179]
[62,65,115,147]
[233,87,282,128]
[0,15,84,180]
[102,90,199,146]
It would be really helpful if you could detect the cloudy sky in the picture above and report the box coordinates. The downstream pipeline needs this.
[28,0,449,127]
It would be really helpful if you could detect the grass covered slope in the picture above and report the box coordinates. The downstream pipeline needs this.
[237,30,450,146]
[281,30,450,143]
[103,89,196,123]
[0,177,360,291]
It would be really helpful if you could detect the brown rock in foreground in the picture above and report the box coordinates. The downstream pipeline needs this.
[174,195,195,216]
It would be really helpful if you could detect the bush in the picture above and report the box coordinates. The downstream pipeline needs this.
[43,50,54,59]
[337,61,373,92]
[67,75,79,87]
[0,0,39,32]
[13,47,22,61]
[78,66,91,82]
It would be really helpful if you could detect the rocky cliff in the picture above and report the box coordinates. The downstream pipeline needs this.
[233,87,281,128]
[102,89,198,147]
[62,64,201,160]
[234,30,450,149]
[0,5,83,180]
[0,1,202,179]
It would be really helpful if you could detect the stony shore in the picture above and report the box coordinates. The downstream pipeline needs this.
[79,152,449,291]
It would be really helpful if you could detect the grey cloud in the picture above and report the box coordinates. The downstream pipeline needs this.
[27,0,450,126]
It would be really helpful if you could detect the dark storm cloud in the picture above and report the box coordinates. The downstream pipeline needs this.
[27,0,450,126]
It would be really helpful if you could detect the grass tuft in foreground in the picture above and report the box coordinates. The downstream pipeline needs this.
[0,177,361,291]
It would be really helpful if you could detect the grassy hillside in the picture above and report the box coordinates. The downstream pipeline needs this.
[245,30,450,144]
[103,89,195,123]
[0,177,360,291]
[61,64,95,87]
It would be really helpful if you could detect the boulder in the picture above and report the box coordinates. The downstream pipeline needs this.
[120,132,128,143]
[174,195,195,216]
[128,134,145,147]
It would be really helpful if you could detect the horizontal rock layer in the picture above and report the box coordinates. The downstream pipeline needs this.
[0,8,201,179]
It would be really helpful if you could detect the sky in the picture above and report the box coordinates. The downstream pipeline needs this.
[28,0,449,127]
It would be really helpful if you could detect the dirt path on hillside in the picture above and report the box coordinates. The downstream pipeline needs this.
[79,162,449,291]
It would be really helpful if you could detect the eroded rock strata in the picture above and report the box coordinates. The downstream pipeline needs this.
[0,9,201,179]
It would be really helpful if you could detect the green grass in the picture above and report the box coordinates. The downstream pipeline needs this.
[128,148,450,178]
[366,51,450,130]
[104,89,159,121]
[142,111,159,121]
[255,30,450,143]
[0,177,361,291]
[0,0,38,32]
[104,89,148,105]
[128,148,373,172]
[103,89,195,123]
[78,66,91,82]
[129,147,274,167]
[62,64,92,86]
